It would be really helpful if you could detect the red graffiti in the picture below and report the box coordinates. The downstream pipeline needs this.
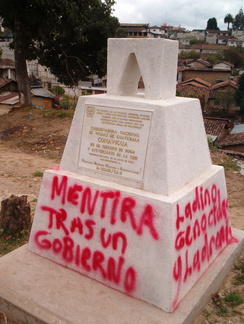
[174,197,229,251]
[172,184,238,310]
[33,173,163,297]
[34,230,137,293]
[100,228,127,254]
[51,175,67,205]
[173,220,236,284]
[176,185,224,230]
[41,206,96,239]
[50,175,159,240]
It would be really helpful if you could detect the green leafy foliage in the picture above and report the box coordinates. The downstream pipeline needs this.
[189,37,206,45]
[214,90,237,113]
[224,14,234,30]
[224,13,234,30]
[41,108,74,119]
[236,73,244,112]
[218,155,241,172]
[33,171,43,177]
[0,0,119,103]
[212,293,228,316]
[35,0,119,85]
[224,292,244,306]
[52,86,65,96]
[178,50,200,60]
[0,231,29,256]
[116,28,127,38]
[202,52,224,65]
[224,47,244,68]
[59,95,78,110]
[233,7,244,30]
[206,17,219,30]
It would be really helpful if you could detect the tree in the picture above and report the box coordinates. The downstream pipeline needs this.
[52,85,65,97]
[236,73,244,113]
[189,37,206,45]
[224,13,234,30]
[215,90,237,113]
[233,8,244,30]
[206,17,219,30]
[224,48,243,68]
[116,28,127,38]
[178,50,200,60]
[0,0,119,106]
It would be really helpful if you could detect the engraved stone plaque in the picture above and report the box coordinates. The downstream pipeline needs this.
[79,105,152,182]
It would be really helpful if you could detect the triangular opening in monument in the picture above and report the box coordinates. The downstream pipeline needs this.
[138,76,144,93]
[119,53,143,96]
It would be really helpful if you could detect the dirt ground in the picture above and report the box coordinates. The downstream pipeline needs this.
[0,107,243,323]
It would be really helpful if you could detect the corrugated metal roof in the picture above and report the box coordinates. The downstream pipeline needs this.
[0,92,19,105]
[31,87,54,99]
[230,124,244,134]
[0,59,15,67]
[0,78,16,88]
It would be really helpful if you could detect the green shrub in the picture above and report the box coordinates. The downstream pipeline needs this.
[218,156,241,172]
[224,292,244,306]
[33,171,43,177]
[41,109,73,119]
[60,95,77,110]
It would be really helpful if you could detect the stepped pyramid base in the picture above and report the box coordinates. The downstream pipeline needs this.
[0,228,243,324]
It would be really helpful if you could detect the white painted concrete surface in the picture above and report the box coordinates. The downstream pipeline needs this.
[1,228,244,324]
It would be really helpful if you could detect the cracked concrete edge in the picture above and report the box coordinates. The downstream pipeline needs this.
[184,227,244,324]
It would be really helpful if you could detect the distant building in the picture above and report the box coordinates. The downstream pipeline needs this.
[118,23,185,39]
[31,86,55,109]
[0,78,17,93]
[118,24,149,38]
[0,59,15,79]
[227,36,244,48]
[0,35,14,60]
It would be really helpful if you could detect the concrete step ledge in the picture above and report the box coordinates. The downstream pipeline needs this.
[0,228,243,324]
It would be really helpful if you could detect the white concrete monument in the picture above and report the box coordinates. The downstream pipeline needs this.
[28,39,238,312]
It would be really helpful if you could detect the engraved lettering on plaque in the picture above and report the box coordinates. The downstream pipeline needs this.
[79,105,152,182]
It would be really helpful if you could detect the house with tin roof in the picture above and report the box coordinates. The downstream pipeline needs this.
[187,59,212,69]
[228,36,244,48]
[30,86,55,109]
[0,59,15,80]
[0,78,17,93]
[212,61,234,71]
[0,92,20,114]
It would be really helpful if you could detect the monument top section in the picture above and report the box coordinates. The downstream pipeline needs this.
[106,38,178,100]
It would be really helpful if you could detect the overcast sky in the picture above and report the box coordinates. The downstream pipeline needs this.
[113,0,243,31]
